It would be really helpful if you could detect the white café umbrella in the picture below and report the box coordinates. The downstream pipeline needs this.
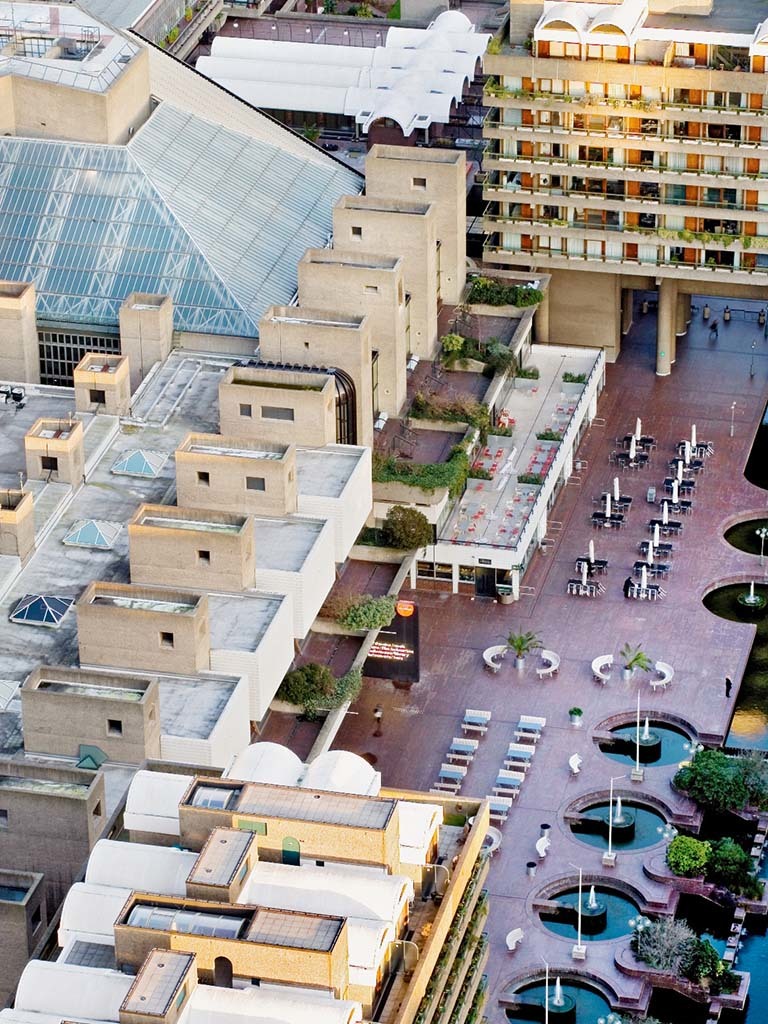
[653,523,660,547]
[613,476,620,501]
[684,441,691,466]
[588,539,595,563]
[677,459,684,483]
[629,435,637,461]
[662,501,669,526]
[647,538,654,564]
[672,479,679,504]
[691,423,697,448]
[635,417,642,440]
[605,493,612,517]
[641,564,648,589]
[581,560,589,586]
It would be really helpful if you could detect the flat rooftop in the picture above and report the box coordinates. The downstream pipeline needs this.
[208,594,285,652]
[644,0,764,36]
[122,950,193,1017]
[188,828,253,887]
[235,783,396,830]
[158,675,240,740]
[296,446,362,499]
[254,517,325,573]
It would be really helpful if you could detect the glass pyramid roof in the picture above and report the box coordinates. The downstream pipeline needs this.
[0,104,362,338]
[111,449,167,478]
[63,519,122,549]
[10,594,74,628]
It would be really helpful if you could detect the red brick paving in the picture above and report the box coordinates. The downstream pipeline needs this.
[333,294,768,1019]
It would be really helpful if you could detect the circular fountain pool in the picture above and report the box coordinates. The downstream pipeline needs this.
[569,800,667,851]
[599,721,691,767]
[540,885,640,942]
[505,979,612,1023]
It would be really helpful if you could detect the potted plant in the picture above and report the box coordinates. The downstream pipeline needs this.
[569,706,584,728]
[620,643,653,682]
[506,630,542,671]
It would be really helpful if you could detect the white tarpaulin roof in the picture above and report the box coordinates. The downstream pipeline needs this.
[301,750,380,795]
[123,769,193,836]
[188,981,363,1024]
[58,883,130,948]
[85,839,197,894]
[397,800,443,862]
[224,742,303,786]
[15,962,132,1021]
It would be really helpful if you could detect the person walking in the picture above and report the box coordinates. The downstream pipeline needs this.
[725,676,733,698]
[623,576,633,598]
[709,319,719,342]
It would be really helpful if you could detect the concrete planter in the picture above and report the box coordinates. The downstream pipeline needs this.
[467,302,534,317]
[349,544,407,564]
[570,713,584,728]
[447,358,487,373]
[409,418,469,433]
[312,617,366,638]
[373,479,449,504]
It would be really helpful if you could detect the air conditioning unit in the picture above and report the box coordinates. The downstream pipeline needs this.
[540,174,550,186]
[540,111,551,124]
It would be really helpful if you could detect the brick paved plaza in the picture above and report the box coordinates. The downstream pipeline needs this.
[333,294,768,1020]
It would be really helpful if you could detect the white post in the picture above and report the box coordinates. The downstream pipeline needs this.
[571,864,586,960]
[544,961,550,1024]
[631,691,644,782]
[603,775,624,866]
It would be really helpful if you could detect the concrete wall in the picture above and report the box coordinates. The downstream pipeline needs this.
[365,145,467,306]
[297,250,409,417]
[0,282,39,384]
[547,268,622,360]
[24,418,85,486]
[0,872,47,1007]
[119,294,174,391]
[219,368,337,447]
[73,354,131,415]
[159,675,250,768]
[333,197,439,360]
[297,445,372,563]
[0,490,35,562]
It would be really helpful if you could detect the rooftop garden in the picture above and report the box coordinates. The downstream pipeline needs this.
[467,275,543,308]
[372,444,471,498]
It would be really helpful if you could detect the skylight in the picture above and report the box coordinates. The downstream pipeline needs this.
[9,594,74,628]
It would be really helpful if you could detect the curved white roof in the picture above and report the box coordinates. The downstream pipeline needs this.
[15,962,132,1021]
[753,19,768,49]
[397,800,442,861]
[537,2,590,38]
[188,980,363,1024]
[431,10,473,32]
[59,883,130,948]
[224,742,303,786]
[85,840,197,895]
[239,860,412,924]
[301,750,380,795]
[346,919,393,970]
[124,769,192,836]
[588,2,640,39]
[386,25,490,58]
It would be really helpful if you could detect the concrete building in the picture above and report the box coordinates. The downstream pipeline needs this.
[483,0,768,372]
[0,871,47,1006]
[6,742,490,1024]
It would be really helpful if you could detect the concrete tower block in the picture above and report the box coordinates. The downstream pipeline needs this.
[24,418,85,486]
[73,353,131,415]
[0,282,40,385]
[119,293,174,390]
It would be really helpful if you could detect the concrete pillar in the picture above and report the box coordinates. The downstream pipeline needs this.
[656,279,676,377]
[675,292,689,336]
[0,282,39,384]
[588,393,598,421]
[452,563,459,595]
[409,560,417,589]
[119,293,174,392]
[621,288,634,335]
[534,288,550,345]
[563,446,573,482]
[537,508,548,543]
[511,568,520,601]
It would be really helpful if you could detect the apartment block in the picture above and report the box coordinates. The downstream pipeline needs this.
[484,0,768,372]
[297,250,409,418]
[365,144,468,306]
[258,306,374,448]
[333,196,440,359]
[218,366,337,447]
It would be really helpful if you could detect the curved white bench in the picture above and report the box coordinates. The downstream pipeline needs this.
[506,927,524,952]
[652,661,674,689]
[483,645,508,673]
[569,753,583,775]
[536,649,560,678]
[592,655,613,684]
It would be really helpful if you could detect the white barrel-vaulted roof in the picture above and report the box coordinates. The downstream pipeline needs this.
[301,749,380,795]
[224,742,304,786]
[124,769,193,836]
[58,883,131,948]
[15,962,132,1021]
[85,840,197,894]
[188,979,363,1024]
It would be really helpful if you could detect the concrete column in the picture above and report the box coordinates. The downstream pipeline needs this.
[537,508,548,543]
[563,446,573,482]
[621,288,634,335]
[409,559,417,589]
[675,292,689,336]
[656,279,676,377]
[534,288,550,345]
[511,568,520,601]
[451,563,459,595]
[588,393,598,421]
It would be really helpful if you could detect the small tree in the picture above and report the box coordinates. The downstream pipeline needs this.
[506,630,542,659]
[707,838,761,896]
[620,643,653,673]
[383,506,433,550]
[631,917,698,974]
[674,749,749,813]
[338,595,397,631]
[666,835,710,878]
[736,749,768,808]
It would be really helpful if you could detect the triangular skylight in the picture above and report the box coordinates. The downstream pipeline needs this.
[111,449,167,478]
[0,680,19,710]
[10,594,74,628]
[63,519,121,550]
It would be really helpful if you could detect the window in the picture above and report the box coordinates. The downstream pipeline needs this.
[197,549,211,565]
[245,476,266,491]
[351,225,363,238]
[31,907,41,933]
[261,406,294,421]
[41,456,58,472]
[0,809,7,829]
[107,719,123,737]
[89,388,106,404]
[92,801,102,819]
[193,785,241,810]
[175,987,187,1010]
[160,631,175,648]
[412,176,427,189]
[197,471,210,486]
[237,819,267,834]
[239,403,252,418]
[364,284,379,293]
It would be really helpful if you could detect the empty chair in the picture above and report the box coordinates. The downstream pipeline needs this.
[462,709,492,735]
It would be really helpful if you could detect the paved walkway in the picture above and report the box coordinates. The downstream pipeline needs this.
[333,294,768,1019]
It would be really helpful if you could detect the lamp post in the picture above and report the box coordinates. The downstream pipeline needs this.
[730,401,737,437]
[569,862,586,960]
[631,691,644,782]
[757,526,768,566]
[750,340,757,379]
[602,774,626,867]
[373,706,383,737]
[541,958,549,1024]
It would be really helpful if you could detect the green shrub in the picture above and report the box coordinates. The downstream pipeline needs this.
[383,506,433,549]
[562,371,587,384]
[674,749,749,812]
[167,25,179,42]
[515,365,540,379]
[707,838,763,897]
[441,332,465,355]
[484,340,515,375]
[410,392,490,437]
[518,472,544,485]
[373,444,470,498]
[469,467,492,480]
[737,750,768,808]
[536,429,562,442]
[387,0,400,15]
[681,937,722,984]
[277,663,362,719]
[467,276,543,308]
[338,595,397,631]
[666,835,710,878]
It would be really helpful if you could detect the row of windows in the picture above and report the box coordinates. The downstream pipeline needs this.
[38,329,120,386]
[239,403,294,422]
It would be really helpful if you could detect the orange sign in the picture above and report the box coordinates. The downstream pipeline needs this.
[396,600,415,618]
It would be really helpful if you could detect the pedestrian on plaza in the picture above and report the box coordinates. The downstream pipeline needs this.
[623,576,633,598]
[725,676,733,698]
[709,320,719,342]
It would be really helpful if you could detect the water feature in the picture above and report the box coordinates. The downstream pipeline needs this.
[675,893,731,956]
[744,398,768,492]
[569,800,666,851]
[599,720,691,767]
[720,918,768,1024]
[725,518,768,559]
[505,979,611,1023]
[540,884,640,942]
[704,583,768,749]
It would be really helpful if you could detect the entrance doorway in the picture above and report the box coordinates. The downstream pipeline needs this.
[282,837,300,866]
[475,568,496,597]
